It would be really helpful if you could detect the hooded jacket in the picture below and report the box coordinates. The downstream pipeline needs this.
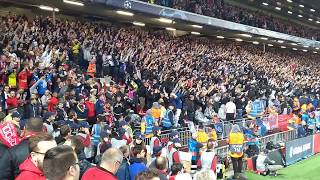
[15,156,46,180]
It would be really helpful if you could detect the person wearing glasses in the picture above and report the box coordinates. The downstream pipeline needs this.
[82,148,123,180]
[15,133,57,180]
[43,145,80,180]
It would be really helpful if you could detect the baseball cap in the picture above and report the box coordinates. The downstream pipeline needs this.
[78,121,91,128]
[169,130,179,139]
[44,111,55,120]
[12,111,21,118]
[152,126,161,132]
[119,120,128,127]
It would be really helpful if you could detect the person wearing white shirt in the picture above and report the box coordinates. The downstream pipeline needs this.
[225,97,237,122]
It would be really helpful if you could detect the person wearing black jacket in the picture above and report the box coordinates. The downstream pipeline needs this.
[8,117,44,178]
[0,143,12,180]
[183,94,196,124]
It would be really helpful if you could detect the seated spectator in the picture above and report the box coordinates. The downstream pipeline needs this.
[82,148,123,180]
[43,145,80,180]
[15,133,57,180]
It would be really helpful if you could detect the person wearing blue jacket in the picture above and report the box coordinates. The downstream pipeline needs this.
[188,132,203,164]
[95,96,105,115]
[129,146,147,180]
[116,145,131,180]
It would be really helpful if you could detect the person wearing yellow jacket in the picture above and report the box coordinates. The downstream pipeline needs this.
[227,124,245,179]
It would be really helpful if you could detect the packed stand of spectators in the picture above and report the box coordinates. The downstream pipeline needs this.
[0,12,320,180]
[141,0,320,40]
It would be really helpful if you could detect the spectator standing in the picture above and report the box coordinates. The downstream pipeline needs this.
[129,146,148,180]
[228,124,245,179]
[115,145,131,180]
[225,97,237,122]
[15,133,57,180]
[82,148,123,180]
[155,156,169,180]
[43,145,80,180]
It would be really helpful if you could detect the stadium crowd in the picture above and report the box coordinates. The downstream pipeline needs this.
[0,12,320,180]
[141,0,320,40]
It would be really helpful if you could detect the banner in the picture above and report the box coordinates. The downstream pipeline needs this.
[278,114,291,131]
[285,135,314,165]
[263,114,278,130]
[313,133,320,154]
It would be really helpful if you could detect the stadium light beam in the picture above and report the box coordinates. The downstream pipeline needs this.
[116,10,134,16]
[240,34,252,38]
[281,46,286,49]
[292,48,298,50]
[275,7,281,11]
[267,44,274,47]
[260,37,268,40]
[252,41,259,45]
[302,49,308,52]
[217,36,225,39]
[235,38,243,42]
[191,25,203,29]
[288,11,293,14]
[298,14,303,17]
[63,0,84,6]
[39,5,59,12]
[310,9,316,12]
[308,18,313,21]
[299,4,304,8]
[165,27,176,31]
[278,40,284,43]
[291,43,297,46]
[191,31,201,35]
[133,21,145,27]
[262,2,268,6]
[159,18,173,23]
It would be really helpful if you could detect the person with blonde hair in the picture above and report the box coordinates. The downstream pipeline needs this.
[193,169,216,180]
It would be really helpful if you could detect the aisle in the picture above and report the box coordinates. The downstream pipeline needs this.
[245,154,320,180]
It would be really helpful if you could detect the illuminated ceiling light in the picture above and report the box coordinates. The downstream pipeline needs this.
[298,14,303,17]
[299,4,304,8]
[39,5,59,12]
[291,43,297,46]
[316,21,320,24]
[303,45,309,48]
[63,0,84,6]
[292,48,298,50]
[287,0,292,2]
[235,38,243,42]
[191,31,200,35]
[116,10,134,16]
[217,36,225,39]
[267,44,274,47]
[262,2,269,6]
[302,49,308,52]
[314,51,318,54]
[275,7,281,11]
[310,9,316,12]
[260,37,268,40]
[316,47,320,50]
[308,18,313,21]
[165,27,176,31]
[158,18,173,23]
[252,41,259,45]
[191,25,203,29]
[281,46,287,49]
[278,40,284,43]
[133,21,145,26]
[240,34,252,38]
[288,11,293,14]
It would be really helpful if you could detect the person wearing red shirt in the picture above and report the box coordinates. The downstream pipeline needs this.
[18,67,30,90]
[48,92,58,112]
[85,98,96,125]
[6,91,19,109]
[15,133,57,180]
[82,148,123,180]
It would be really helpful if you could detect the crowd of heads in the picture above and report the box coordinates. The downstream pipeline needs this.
[0,10,320,180]
[142,0,320,40]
